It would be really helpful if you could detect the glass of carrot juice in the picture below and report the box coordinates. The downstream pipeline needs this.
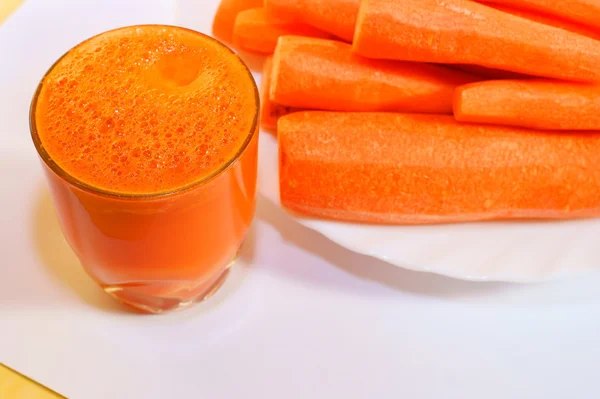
[30,25,259,313]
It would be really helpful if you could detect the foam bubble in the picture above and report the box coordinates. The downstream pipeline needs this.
[35,26,256,194]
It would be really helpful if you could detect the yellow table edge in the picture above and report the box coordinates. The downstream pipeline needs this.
[0,0,22,24]
[1,2,66,398]
[0,364,65,398]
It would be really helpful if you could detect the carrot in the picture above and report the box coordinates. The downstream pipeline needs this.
[212,0,263,44]
[353,0,600,82]
[454,80,600,130]
[264,0,359,41]
[270,36,478,113]
[261,57,301,132]
[479,0,600,32]
[488,3,600,40]
[233,8,332,54]
[279,111,600,224]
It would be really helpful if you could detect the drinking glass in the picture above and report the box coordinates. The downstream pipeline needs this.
[30,26,259,313]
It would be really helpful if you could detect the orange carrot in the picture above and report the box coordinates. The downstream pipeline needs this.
[487,3,600,40]
[261,57,301,132]
[279,111,600,224]
[270,36,478,113]
[233,8,332,54]
[353,0,600,82]
[480,0,600,32]
[454,80,600,130]
[213,0,263,44]
[264,0,359,41]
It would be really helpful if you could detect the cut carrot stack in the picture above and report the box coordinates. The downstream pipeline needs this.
[353,0,600,82]
[279,112,600,224]
[212,0,263,44]
[209,0,600,225]
[260,57,301,132]
[264,0,359,41]
[479,0,600,32]
[454,80,600,130]
[270,36,478,113]
[233,8,331,54]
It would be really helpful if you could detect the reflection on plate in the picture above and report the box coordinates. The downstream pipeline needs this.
[257,111,600,283]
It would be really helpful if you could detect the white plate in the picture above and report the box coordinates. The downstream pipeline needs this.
[257,110,600,284]
[3,2,600,399]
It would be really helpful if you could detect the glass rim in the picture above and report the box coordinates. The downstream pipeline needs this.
[30,24,260,200]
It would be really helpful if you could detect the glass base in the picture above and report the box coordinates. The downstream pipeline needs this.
[103,262,232,314]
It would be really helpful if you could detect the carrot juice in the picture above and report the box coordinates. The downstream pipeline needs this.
[30,26,259,313]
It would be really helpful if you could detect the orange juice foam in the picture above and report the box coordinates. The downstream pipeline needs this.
[35,25,258,194]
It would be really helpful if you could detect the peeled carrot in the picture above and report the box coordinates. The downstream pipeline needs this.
[264,0,359,41]
[454,3,600,78]
[454,80,600,130]
[270,36,478,113]
[233,8,331,54]
[261,57,301,132]
[353,0,600,82]
[480,0,600,32]
[213,0,263,44]
[279,111,600,224]
[489,4,600,40]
